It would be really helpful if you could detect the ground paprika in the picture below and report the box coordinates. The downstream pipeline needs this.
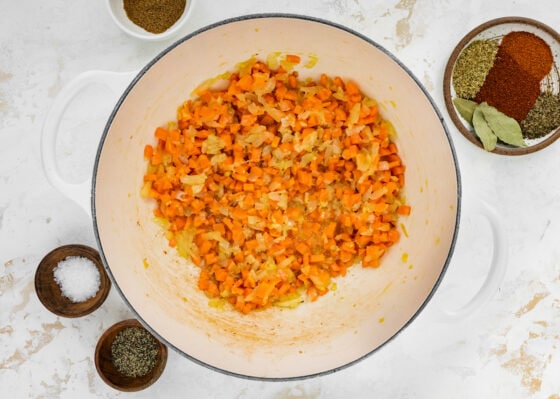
[499,31,553,80]
[475,48,542,122]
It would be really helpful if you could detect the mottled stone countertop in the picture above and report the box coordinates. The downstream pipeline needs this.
[1,0,560,398]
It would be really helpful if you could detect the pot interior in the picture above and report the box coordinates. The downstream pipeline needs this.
[93,15,460,379]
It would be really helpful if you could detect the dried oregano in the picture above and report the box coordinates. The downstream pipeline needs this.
[111,327,159,378]
[521,92,560,139]
[452,39,499,99]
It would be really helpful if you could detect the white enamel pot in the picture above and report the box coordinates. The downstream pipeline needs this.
[42,15,507,380]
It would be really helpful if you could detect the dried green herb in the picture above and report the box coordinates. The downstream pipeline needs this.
[452,39,499,99]
[453,98,477,124]
[111,327,159,378]
[521,92,560,139]
[472,106,498,151]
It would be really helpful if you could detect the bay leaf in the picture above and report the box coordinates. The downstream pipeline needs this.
[453,97,478,125]
[478,102,527,147]
[472,107,497,151]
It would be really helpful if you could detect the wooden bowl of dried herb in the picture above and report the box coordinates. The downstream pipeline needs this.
[95,319,168,392]
[443,17,560,155]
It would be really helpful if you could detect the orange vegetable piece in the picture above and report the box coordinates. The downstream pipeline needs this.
[142,56,410,314]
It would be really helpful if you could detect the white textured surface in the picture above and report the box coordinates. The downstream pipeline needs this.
[1,0,560,397]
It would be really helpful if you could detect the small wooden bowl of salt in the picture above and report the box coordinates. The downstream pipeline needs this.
[35,244,111,317]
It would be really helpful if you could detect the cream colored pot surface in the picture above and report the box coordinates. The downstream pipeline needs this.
[93,15,460,379]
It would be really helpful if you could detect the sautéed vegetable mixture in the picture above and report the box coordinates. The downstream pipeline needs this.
[141,55,410,314]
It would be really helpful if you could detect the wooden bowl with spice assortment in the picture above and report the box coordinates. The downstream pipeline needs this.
[106,0,194,41]
[95,319,168,392]
[444,17,560,155]
[34,244,111,317]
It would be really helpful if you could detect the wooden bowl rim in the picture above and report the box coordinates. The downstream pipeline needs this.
[443,16,560,155]
[34,244,111,317]
[94,318,168,392]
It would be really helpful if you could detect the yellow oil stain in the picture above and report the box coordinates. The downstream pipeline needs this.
[516,292,549,317]
[401,252,409,263]
[143,258,149,269]
[400,223,409,238]
[381,282,392,295]
[191,70,232,97]
[408,264,414,270]
[304,53,319,69]
[378,317,385,323]
[434,236,441,245]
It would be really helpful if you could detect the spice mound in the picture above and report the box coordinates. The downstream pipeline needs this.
[452,30,559,150]
[123,0,186,34]
[141,54,410,314]
[111,327,159,378]
[53,256,100,303]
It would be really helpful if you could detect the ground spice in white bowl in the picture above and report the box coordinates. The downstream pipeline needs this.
[53,256,101,303]
[123,0,186,34]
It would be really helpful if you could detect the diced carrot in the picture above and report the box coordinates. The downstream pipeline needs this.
[285,54,301,64]
[310,254,325,263]
[141,56,409,314]
[144,144,154,159]
[154,127,169,140]
[397,205,411,215]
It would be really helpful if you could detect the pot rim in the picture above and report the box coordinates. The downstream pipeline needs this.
[91,12,462,381]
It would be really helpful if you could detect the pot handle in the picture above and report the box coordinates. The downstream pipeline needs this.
[436,197,507,321]
[41,70,136,216]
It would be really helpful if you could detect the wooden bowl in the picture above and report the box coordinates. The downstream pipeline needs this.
[34,244,111,317]
[443,16,560,155]
[95,319,168,392]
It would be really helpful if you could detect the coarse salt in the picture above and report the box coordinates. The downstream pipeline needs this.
[53,256,100,303]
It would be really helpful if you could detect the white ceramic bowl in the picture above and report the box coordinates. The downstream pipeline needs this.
[106,0,194,41]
